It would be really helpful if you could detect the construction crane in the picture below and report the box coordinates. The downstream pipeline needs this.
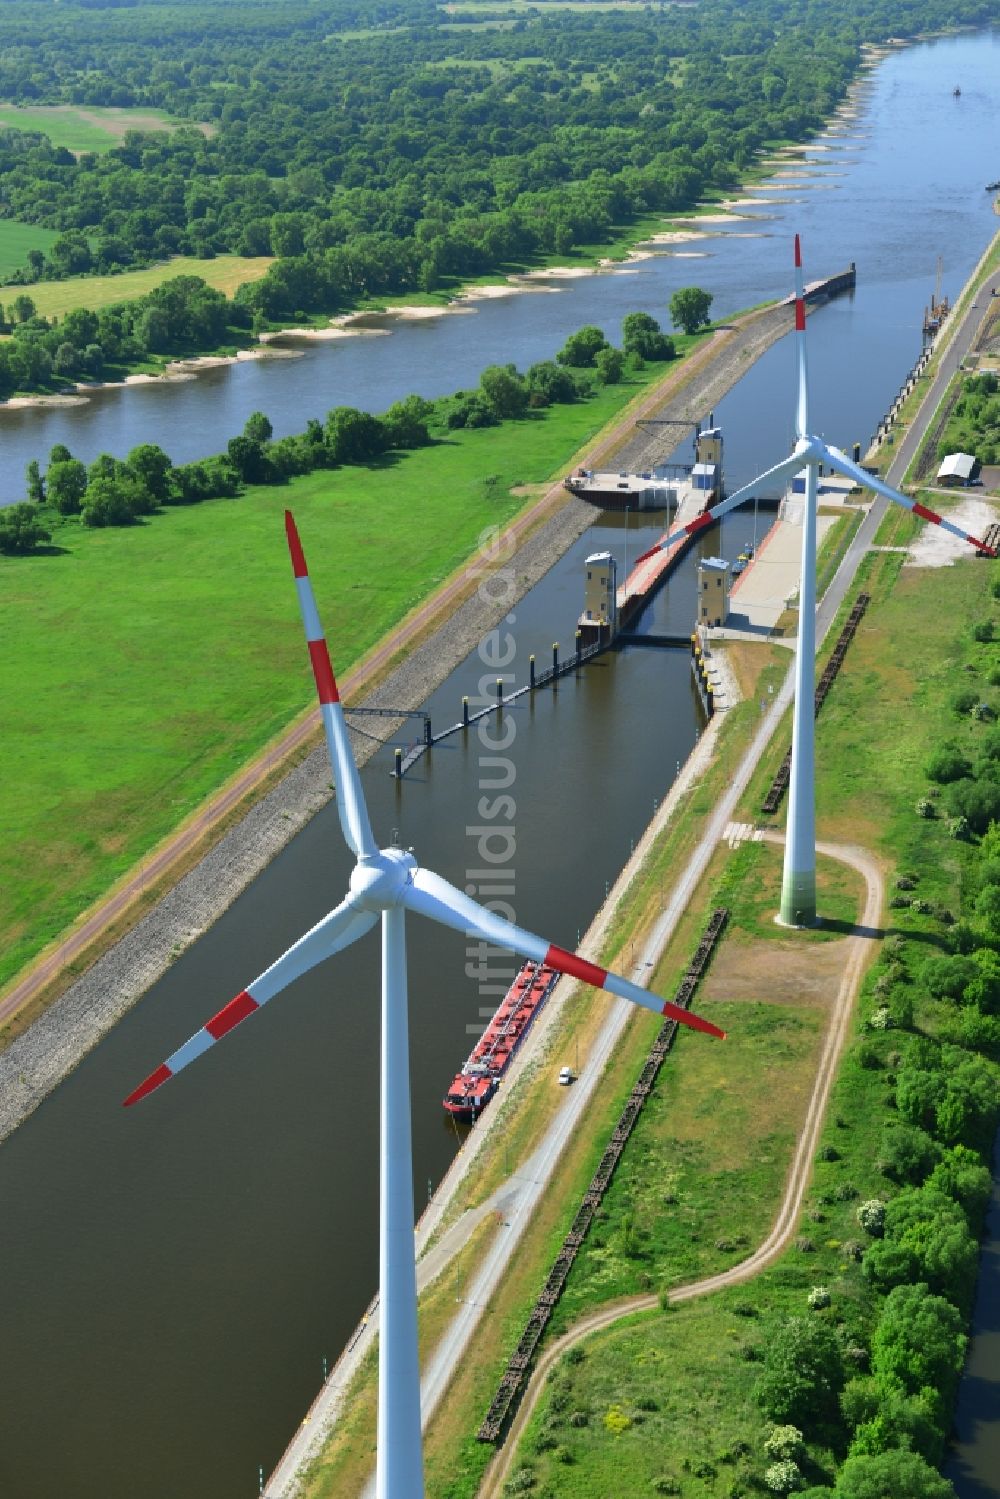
[923,255,950,341]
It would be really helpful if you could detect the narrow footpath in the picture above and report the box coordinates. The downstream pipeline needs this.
[479,837,883,1498]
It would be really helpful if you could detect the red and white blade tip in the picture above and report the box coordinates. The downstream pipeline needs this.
[285,509,308,577]
[123,1063,172,1107]
[544,943,726,1040]
[123,989,261,1106]
[794,233,802,267]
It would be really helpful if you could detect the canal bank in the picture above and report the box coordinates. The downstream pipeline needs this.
[263,649,741,1499]
[0,292,802,1143]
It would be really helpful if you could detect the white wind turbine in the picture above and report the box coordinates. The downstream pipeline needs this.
[125,511,726,1499]
[646,235,995,926]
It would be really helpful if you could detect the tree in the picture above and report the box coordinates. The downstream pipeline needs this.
[126,444,174,505]
[622,311,675,361]
[926,747,971,783]
[325,406,388,464]
[924,954,982,1001]
[877,1122,940,1184]
[834,1449,957,1498]
[226,435,270,484]
[754,1316,845,1430]
[53,342,80,379]
[948,779,1000,835]
[595,346,625,384]
[669,286,714,334]
[863,1187,978,1303]
[25,458,44,504]
[0,502,51,555]
[45,458,88,515]
[479,364,529,419]
[926,1146,993,1222]
[81,476,142,528]
[526,360,578,405]
[383,394,433,449]
[848,1389,944,1466]
[243,411,273,445]
[556,325,609,368]
[870,1282,966,1401]
[11,294,36,324]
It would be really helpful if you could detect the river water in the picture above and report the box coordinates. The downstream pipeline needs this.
[1,31,999,1499]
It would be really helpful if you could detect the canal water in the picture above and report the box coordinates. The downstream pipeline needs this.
[1,30,999,1499]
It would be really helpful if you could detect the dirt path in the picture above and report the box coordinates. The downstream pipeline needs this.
[478,835,883,1499]
[0,303,791,1042]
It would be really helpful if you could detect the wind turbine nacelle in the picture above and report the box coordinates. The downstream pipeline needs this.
[350,847,418,910]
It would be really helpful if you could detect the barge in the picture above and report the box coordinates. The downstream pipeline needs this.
[443,962,559,1121]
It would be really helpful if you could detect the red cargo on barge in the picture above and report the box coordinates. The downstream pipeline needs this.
[443,962,560,1122]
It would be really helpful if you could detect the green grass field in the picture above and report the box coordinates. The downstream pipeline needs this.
[0,103,201,153]
[0,254,274,320]
[0,220,60,280]
[499,539,999,1498]
[0,358,694,996]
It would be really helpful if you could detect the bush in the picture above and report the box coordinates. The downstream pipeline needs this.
[857,1199,886,1236]
[808,1286,831,1309]
[973,620,994,643]
[952,688,979,715]
[603,1404,633,1434]
[504,1469,536,1494]
[764,1425,805,1461]
[948,777,1000,833]
[877,1121,940,1183]
[764,1459,803,1493]
[754,1316,845,1429]
[923,953,978,1000]
[915,798,936,819]
[926,747,971,783]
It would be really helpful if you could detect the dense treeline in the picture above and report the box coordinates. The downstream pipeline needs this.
[0,311,672,548]
[0,0,995,306]
[938,371,1000,464]
[0,274,250,393]
[746,599,1000,1499]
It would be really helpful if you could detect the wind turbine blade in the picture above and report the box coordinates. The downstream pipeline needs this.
[819,444,997,556]
[633,450,808,566]
[285,511,378,858]
[123,898,376,1105]
[402,868,725,1040]
[794,233,810,440]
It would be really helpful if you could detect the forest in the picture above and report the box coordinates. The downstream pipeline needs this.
[0,0,996,331]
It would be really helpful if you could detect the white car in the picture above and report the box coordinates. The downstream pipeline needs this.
[558,1066,575,1086]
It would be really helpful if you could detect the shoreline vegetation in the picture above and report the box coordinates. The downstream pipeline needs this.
[0,0,971,404]
[1,309,687,546]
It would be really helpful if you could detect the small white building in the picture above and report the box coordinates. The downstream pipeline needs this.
[697,556,730,627]
[937,452,980,487]
[583,551,618,632]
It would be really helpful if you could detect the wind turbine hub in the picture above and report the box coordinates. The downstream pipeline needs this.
[350,847,418,910]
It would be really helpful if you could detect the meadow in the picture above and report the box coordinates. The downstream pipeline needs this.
[0,220,59,281]
[0,254,274,321]
[0,103,202,154]
[0,356,691,998]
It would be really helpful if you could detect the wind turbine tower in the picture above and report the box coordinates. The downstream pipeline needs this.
[124,514,726,1498]
[643,236,994,926]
